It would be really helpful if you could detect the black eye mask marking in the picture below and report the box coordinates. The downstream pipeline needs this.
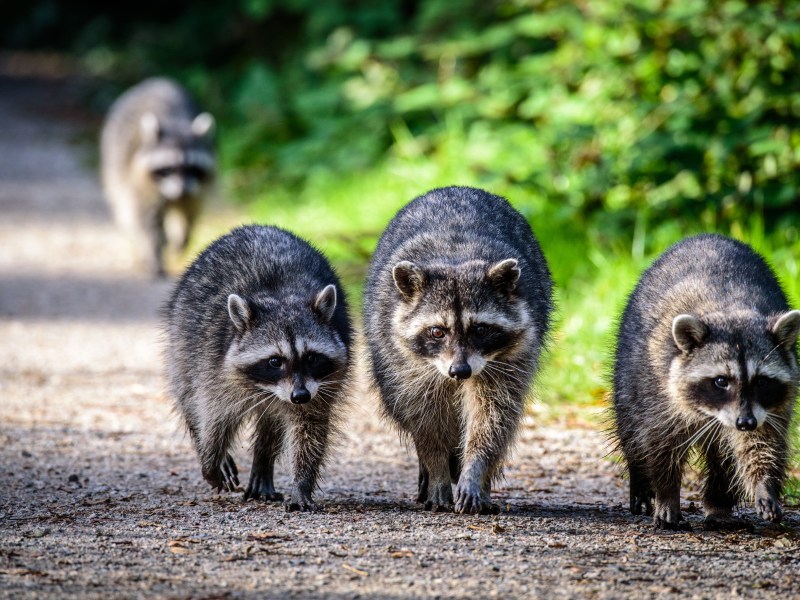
[242,357,284,384]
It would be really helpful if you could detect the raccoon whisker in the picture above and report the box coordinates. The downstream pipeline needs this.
[483,364,528,387]
[757,339,790,368]
[677,420,717,460]
[239,393,276,420]
[764,413,789,437]
[231,390,273,412]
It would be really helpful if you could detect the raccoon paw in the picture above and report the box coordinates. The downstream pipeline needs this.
[203,454,240,492]
[219,454,240,492]
[755,495,782,523]
[653,504,690,531]
[285,490,318,513]
[630,493,653,516]
[423,482,454,513]
[243,473,283,502]
[653,516,691,531]
[702,515,753,532]
[454,481,498,515]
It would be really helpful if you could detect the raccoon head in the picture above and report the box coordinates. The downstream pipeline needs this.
[668,310,800,431]
[137,111,215,201]
[224,284,347,405]
[391,258,531,381]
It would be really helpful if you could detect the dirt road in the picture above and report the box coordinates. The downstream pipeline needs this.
[0,75,798,599]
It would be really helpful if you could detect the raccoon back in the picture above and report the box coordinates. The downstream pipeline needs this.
[618,234,789,355]
[364,186,553,335]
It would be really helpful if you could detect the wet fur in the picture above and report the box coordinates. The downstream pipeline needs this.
[363,186,553,514]
[611,234,799,529]
[165,225,353,511]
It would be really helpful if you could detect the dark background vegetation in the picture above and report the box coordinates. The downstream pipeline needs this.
[4,1,800,238]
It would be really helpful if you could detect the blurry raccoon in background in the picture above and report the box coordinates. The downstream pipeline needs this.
[612,234,800,530]
[101,77,215,277]
[363,186,553,515]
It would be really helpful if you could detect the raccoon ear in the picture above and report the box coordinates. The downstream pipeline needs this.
[671,314,708,353]
[393,261,426,301]
[487,258,521,293]
[140,112,161,144]
[313,284,337,323]
[191,112,215,138]
[227,294,252,333]
[770,310,800,348]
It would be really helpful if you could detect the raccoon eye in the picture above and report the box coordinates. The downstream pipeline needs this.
[306,353,319,364]
[183,166,208,181]
[474,324,489,336]
[267,356,283,369]
[429,326,446,339]
[153,167,175,178]
[714,376,729,389]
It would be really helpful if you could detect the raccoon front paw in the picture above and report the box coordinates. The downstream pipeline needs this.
[630,492,653,516]
[755,494,782,523]
[220,454,240,492]
[653,504,690,531]
[284,489,318,512]
[203,454,240,492]
[243,472,283,502]
[422,481,454,512]
[454,481,498,515]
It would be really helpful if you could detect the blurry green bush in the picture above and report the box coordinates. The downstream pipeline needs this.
[4,0,800,242]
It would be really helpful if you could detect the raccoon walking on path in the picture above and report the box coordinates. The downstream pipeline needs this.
[165,226,352,511]
[363,186,553,514]
[101,77,215,277]
[612,234,800,529]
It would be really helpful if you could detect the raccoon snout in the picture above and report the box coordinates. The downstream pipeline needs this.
[449,362,472,380]
[735,415,758,431]
[290,387,311,404]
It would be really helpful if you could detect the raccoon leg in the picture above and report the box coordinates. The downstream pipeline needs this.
[413,436,455,512]
[196,406,241,492]
[417,460,429,504]
[244,415,285,502]
[417,452,460,502]
[627,459,653,516]
[701,440,750,530]
[284,411,332,512]
[455,383,522,515]
[164,196,199,252]
[730,428,787,524]
[131,206,166,277]
[649,455,690,531]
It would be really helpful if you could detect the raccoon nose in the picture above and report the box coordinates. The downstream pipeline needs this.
[290,388,311,404]
[448,362,472,380]
[736,415,758,431]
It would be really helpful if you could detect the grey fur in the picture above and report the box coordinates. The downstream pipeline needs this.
[101,77,215,277]
[612,234,800,529]
[363,186,553,514]
[165,225,353,511]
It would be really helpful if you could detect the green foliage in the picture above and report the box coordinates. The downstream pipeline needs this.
[13,0,796,242]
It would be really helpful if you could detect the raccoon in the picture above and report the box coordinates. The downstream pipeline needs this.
[101,77,215,277]
[165,225,352,511]
[363,186,553,514]
[612,234,800,529]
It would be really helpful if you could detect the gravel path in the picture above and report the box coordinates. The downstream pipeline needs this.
[0,75,798,599]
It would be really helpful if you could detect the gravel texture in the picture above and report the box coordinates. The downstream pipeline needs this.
[0,75,798,599]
